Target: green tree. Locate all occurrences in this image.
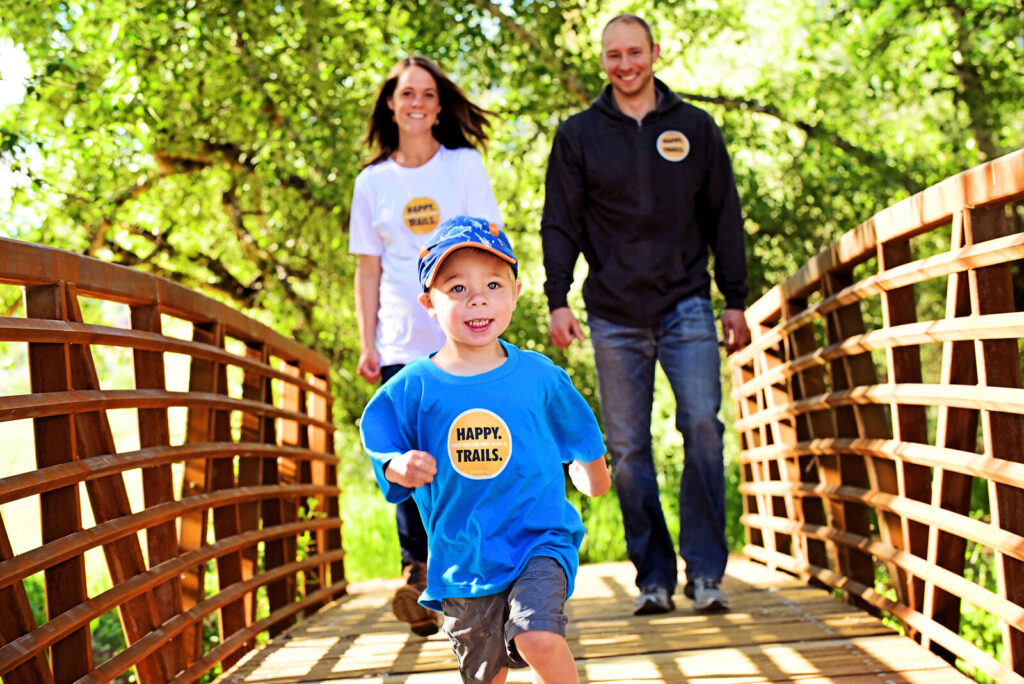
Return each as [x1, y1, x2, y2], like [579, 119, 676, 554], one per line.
[1, 0, 1021, 536]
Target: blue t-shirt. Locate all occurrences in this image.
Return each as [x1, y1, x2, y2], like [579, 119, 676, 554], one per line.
[359, 339, 606, 610]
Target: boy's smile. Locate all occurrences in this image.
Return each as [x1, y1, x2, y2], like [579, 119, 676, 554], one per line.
[419, 247, 521, 373]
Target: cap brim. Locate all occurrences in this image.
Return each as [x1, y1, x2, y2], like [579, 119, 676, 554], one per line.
[423, 243, 517, 290]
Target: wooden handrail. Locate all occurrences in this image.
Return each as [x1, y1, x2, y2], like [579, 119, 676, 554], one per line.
[0, 238, 326, 371]
[730, 148, 1024, 683]
[0, 241, 343, 683]
[0, 318, 333, 398]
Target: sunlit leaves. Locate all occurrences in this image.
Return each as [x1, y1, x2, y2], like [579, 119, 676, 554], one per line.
[0, 0, 1020, 423]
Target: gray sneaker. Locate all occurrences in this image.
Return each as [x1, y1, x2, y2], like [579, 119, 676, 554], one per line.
[691, 577, 729, 611]
[633, 587, 675, 615]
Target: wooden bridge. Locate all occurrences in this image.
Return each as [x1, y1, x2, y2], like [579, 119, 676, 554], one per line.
[217, 557, 969, 683]
[1, 149, 1022, 683]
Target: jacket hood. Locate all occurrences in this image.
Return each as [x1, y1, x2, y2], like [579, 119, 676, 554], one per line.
[592, 77, 683, 121]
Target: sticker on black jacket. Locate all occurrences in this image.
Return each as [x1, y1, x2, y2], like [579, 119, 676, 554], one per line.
[657, 130, 690, 162]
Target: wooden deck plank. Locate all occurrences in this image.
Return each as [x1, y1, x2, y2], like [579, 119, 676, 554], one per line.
[219, 555, 970, 683]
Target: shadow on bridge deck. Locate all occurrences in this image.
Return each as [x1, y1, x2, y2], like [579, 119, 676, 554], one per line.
[219, 554, 969, 683]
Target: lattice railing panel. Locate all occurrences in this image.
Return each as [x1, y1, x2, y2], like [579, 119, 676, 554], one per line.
[729, 149, 1024, 683]
[0, 240, 343, 684]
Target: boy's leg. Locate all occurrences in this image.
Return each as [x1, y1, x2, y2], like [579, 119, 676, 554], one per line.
[513, 631, 577, 684]
[442, 593, 520, 684]
[441, 557, 573, 683]
[506, 557, 577, 684]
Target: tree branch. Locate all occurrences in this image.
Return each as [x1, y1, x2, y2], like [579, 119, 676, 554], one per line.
[472, 0, 592, 106]
[102, 225, 261, 305]
[106, 220, 322, 351]
[679, 91, 913, 192]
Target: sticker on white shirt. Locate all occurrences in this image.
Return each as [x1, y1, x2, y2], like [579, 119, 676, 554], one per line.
[656, 130, 690, 162]
[448, 409, 512, 479]
[404, 197, 440, 234]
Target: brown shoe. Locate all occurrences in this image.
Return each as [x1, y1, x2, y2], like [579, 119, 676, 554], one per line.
[393, 561, 440, 637]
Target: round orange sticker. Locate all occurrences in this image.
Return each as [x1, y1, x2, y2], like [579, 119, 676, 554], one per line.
[403, 197, 440, 234]
[447, 409, 512, 479]
[656, 130, 690, 162]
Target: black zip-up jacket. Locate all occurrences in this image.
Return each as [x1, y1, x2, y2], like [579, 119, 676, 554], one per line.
[541, 79, 748, 327]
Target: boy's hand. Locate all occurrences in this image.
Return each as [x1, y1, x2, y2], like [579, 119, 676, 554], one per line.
[569, 458, 611, 497]
[384, 450, 437, 488]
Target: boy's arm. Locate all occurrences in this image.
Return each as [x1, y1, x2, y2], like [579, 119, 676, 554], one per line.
[568, 458, 611, 498]
[384, 449, 437, 489]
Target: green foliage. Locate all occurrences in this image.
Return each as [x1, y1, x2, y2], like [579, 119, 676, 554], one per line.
[4, 0, 1020, 376]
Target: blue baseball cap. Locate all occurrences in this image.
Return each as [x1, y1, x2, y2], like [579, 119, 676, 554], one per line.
[418, 216, 518, 291]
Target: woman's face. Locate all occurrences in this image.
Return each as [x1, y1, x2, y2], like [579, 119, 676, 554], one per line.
[386, 65, 441, 137]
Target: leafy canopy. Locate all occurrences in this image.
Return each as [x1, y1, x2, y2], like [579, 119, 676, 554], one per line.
[1, 0, 1021, 422]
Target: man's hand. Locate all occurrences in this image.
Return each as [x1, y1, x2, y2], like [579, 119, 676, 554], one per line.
[384, 450, 437, 489]
[721, 308, 750, 355]
[549, 307, 586, 349]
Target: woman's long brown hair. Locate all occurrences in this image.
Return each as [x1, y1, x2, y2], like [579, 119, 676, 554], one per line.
[363, 55, 493, 168]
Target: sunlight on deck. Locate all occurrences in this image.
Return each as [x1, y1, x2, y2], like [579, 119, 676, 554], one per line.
[220, 556, 970, 683]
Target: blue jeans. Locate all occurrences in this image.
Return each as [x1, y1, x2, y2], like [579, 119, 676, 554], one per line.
[588, 295, 727, 591]
[381, 364, 429, 569]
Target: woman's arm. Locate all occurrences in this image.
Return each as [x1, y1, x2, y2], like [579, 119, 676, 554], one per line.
[355, 254, 383, 384]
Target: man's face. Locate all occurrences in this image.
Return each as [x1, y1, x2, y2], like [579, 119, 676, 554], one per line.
[600, 20, 660, 99]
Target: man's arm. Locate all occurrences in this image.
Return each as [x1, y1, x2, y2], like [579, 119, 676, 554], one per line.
[698, 115, 749, 354]
[549, 306, 586, 348]
[541, 124, 586, 346]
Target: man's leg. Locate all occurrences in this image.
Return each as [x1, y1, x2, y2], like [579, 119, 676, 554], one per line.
[589, 314, 678, 601]
[657, 296, 729, 608]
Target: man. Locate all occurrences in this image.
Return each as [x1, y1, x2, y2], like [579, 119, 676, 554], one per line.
[541, 13, 750, 615]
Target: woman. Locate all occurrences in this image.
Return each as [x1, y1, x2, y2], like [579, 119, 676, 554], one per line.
[348, 55, 502, 637]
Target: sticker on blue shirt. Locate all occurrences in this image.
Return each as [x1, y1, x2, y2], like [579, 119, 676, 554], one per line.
[656, 130, 690, 162]
[448, 408, 512, 479]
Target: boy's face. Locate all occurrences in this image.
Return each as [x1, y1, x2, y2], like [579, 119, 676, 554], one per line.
[418, 248, 521, 352]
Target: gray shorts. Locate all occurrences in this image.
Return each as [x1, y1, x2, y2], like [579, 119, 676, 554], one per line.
[441, 556, 569, 684]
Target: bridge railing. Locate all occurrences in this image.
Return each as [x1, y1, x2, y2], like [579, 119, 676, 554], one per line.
[729, 149, 1024, 683]
[0, 239, 344, 683]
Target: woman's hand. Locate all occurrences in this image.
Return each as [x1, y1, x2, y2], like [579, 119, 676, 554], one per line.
[357, 348, 381, 384]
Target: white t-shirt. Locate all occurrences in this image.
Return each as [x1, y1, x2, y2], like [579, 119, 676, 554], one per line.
[349, 146, 502, 366]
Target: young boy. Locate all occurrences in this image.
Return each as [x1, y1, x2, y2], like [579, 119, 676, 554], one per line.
[360, 215, 611, 684]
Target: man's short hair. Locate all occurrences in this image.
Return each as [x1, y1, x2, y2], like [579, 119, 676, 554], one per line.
[602, 13, 655, 49]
